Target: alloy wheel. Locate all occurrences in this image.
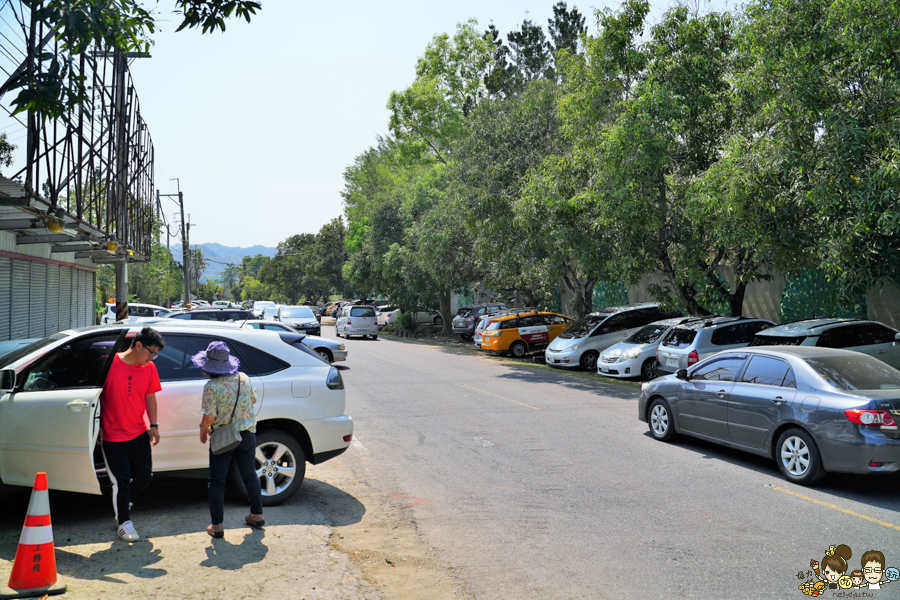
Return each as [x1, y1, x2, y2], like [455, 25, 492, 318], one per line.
[780, 435, 810, 476]
[256, 441, 299, 498]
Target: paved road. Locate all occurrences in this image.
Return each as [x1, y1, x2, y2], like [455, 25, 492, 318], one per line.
[333, 329, 900, 599]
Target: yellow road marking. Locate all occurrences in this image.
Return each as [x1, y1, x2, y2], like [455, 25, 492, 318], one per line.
[773, 486, 900, 531]
[371, 354, 402, 366]
[460, 383, 540, 411]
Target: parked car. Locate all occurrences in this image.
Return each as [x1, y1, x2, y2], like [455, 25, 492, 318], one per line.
[599, 317, 705, 380]
[238, 320, 347, 363]
[262, 306, 280, 321]
[656, 316, 775, 376]
[252, 301, 277, 319]
[0, 322, 353, 504]
[376, 306, 443, 327]
[101, 303, 171, 324]
[481, 311, 574, 358]
[165, 307, 253, 322]
[336, 305, 378, 339]
[638, 346, 900, 484]
[545, 304, 682, 371]
[749, 319, 900, 370]
[473, 308, 535, 349]
[276, 305, 321, 336]
[452, 303, 508, 341]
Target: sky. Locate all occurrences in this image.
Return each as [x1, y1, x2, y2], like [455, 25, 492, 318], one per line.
[0, 0, 731, 251]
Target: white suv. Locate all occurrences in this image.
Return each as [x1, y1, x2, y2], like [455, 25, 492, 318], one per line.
[0, 322, 353, 505]
[101, 303, 171, 324]
[336, 305, 378, 339]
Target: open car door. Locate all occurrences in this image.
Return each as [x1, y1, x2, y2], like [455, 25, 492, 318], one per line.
[0, 329, 129, 494]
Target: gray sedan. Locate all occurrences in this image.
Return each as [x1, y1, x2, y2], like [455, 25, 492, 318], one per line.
[638, 346, 900, 485]
[240, 320, 347, 363]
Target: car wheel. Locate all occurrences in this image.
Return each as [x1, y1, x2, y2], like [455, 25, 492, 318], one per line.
[641, 358, 659, 380]
[775, 428, 825, 485]
[371, 335, 378, 340]
[580, 351, 599, 372]
[460, 334, 473, 341]
[510, 341, 527, 358]
[230, 429, 306, 506]
[647, 398, 676, 442]
[315, 348, 333, 363]
[434, 316, 443, 326]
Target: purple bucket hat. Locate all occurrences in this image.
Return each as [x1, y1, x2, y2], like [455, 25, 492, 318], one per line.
[191, 340, 240, 375]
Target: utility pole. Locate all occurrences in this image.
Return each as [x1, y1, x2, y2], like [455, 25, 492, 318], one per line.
[114, 48, 129, 322]
[159, 179, 189, 305]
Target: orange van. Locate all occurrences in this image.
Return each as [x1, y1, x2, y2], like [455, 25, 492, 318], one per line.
[480, 311, 574, 358]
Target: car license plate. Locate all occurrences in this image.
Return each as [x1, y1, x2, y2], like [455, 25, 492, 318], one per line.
[666, 358, 678, 368]
[600, 366, 608, 373]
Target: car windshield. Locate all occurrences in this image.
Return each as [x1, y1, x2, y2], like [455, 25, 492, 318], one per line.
[350, 307, 376, 317]
[485, 320, 505, 332]
[625, 323, 670, 345]
[379, 306, 399, 313]
[749, 334, 807, 347]
[559, 314, 607, 339]
[281, 307, 315, 318]
[456, 308, 473, 318]
[255, 302, 275, 308]
[0, 333, 68, 368]
[805, 355, 900, 390]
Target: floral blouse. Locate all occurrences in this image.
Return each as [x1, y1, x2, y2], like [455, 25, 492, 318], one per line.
[200, 372, 257, 433]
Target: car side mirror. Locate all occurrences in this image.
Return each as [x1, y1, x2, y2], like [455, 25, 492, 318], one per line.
[895, 332, 900, 346]
[675, 369, 688, 381]
[0, 369, 16, 393]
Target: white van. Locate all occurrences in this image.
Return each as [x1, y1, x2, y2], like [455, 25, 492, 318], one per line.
[336, 305, 378, 339]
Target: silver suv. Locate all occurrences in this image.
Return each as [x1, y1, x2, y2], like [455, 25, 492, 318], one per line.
[656, 316, 775, 375]
[749, 318, 900, 369]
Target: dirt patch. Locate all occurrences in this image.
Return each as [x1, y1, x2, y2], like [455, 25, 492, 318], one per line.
[0, 457, 466, 600]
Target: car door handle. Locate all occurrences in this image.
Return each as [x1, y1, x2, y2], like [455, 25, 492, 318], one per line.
[716, 390, 727, 398]
[772, 396, 785, 405]
[67, 400, 90, 411]
[876, 350, 885, 354]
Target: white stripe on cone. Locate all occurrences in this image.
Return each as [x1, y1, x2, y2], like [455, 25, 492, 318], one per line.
[19, 525, 54, 546]
[25, 489, 50, 518]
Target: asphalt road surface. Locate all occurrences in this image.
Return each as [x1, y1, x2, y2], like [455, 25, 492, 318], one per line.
[333, 329, 900, 600]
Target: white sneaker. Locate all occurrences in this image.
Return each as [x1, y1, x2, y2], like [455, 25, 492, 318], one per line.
[117, 520, 140, 542]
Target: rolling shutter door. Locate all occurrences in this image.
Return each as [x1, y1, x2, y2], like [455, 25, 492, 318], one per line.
[0, 257, 10, 341]
[46, 264, 60, 335]
[59, 267, 72, 332]
[77, 269, 90, 327]
[28, 262, 47, 338]
[10, 259, 30, 340]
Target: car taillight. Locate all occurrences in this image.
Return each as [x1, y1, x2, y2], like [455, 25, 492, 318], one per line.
[687, 350, 699, 366]
[346, 319, 352, 325]
[844, 410, 896, 427]
[326, 367, 344, 390]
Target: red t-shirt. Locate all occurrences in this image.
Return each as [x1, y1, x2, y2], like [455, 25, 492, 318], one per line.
[100, 354, 162, 442]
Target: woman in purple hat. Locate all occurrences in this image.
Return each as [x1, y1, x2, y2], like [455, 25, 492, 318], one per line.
[194, 341, 264, 537]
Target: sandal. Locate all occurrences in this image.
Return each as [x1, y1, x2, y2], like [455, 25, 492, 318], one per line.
[245, 514, 265, 528]
[206, 524, 224, 538]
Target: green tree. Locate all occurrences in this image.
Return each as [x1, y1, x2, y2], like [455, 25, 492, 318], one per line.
[128, 243, 181, 305]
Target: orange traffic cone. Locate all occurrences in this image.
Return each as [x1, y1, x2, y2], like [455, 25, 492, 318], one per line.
[0, 473, 66, 598]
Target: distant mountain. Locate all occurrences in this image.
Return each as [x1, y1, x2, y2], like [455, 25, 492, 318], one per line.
[169, 243, 277, 282]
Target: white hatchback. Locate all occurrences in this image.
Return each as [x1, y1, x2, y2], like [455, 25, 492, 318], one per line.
[336, 305, 378, 339]
[0, 323, 353, 505]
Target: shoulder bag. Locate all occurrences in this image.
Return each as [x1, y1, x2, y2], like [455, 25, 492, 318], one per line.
[209, 377, 243, 455]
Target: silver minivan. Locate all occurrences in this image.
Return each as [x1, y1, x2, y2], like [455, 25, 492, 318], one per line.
[545, 304, 681, 371]
[336, 305, 379, 339]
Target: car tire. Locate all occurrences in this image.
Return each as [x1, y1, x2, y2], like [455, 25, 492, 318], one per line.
[510, 341, 527, 358]
[434, 316, 443, 326]
[580, 351, 599, 372]
[315, 348, 333, 362]
[230, 429, 306, 506]
[775, 428, 825, 485]
[460, 334, 473, 341]
[371, 335, 378, 340]
[641, 358, 659, 380]
[647, 398, 677, 442]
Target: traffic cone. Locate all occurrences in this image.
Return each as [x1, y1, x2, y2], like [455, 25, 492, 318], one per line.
[0, 473, 66, 598]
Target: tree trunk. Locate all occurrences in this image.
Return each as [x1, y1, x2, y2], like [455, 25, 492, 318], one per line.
[439, 289, 452, 335]
[561, 264, 597, 318]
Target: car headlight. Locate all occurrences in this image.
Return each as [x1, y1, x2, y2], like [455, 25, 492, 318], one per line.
[568, 343, 581, 351]
[623, 348, 641, 360]
[337, 344, 345, 350]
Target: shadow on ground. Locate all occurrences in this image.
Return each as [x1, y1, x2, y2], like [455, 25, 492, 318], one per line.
[646, 431, 900, 515]
[0, 473, 367, 579]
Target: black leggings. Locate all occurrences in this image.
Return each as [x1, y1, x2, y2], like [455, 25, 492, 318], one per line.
[102, 431, 153, 525]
